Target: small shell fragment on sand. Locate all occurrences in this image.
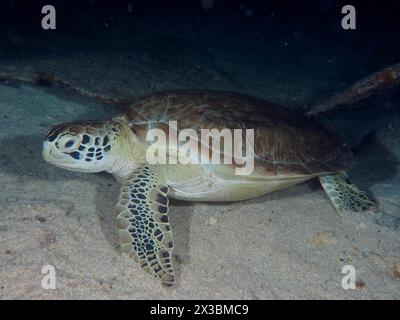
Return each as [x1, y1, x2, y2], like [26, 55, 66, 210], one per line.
[311, 231, 334, 246]
[205, 216, 218, 225]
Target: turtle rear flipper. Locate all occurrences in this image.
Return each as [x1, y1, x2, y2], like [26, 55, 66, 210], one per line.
[116, 165, 175, 287]
[319, 171, 378, 214]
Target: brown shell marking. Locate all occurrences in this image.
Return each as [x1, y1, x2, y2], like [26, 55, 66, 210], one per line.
[126, 90, 353, 176]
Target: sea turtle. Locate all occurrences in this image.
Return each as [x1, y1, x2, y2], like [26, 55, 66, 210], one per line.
[42, 90, 377, 286]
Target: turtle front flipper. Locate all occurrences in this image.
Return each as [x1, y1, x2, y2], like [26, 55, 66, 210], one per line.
[116, 165, 175, 287]
[319, 171, 378, 214]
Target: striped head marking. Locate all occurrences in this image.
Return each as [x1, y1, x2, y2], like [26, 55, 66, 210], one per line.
[42, 120, 125, 173]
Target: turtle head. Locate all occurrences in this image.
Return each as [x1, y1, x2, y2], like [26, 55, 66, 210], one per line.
[42, 119, 133, 174]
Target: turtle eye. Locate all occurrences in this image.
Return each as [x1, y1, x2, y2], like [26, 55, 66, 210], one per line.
[65, 140, 75, 148]
[57, 134, 81, 152]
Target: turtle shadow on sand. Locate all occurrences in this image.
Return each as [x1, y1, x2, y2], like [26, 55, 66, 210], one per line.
[350, 134, 400, 228]
[351, 134, 398, 191]
[0, 134, 95, 183]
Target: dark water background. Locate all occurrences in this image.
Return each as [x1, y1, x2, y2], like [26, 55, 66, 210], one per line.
[1, 0, 399, 78]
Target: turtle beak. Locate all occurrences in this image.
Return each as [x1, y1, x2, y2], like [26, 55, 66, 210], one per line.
[42, 141, 61, 163]
[42, 141, 51, 162]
